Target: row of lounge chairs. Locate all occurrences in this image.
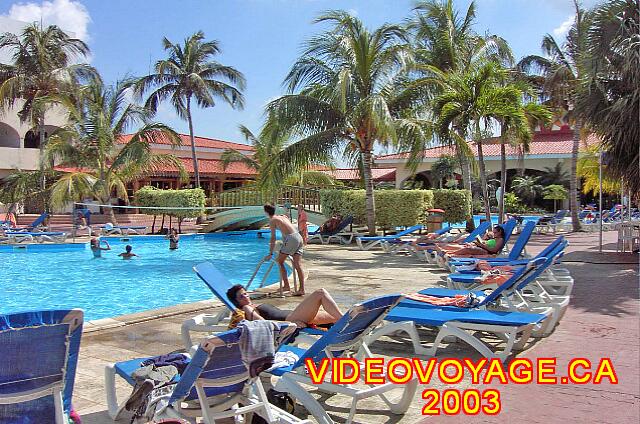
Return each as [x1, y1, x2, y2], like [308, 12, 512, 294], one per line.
[1, 216, 572, 423]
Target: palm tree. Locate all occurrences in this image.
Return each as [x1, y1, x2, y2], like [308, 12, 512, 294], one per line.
[407, 0, 513, 191]
[221, 124, 337, 191]
[0, 23, 95, 192]
[540, 163, 570, 187]
[264, 11, 426, 235]
[135, 31, 245, 188]
[577, 0, 639, 195]
[518, 0, 592, 231]
[44, 80, 187, 224]
[433, 61, 530, 222]
[497, 98, 552, 223]
[512, 175, 544, 207]
[431, 154, 458, 188]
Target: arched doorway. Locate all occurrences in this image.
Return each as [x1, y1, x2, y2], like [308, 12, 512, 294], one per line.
[0, 123, 20, 148]
[24, 125, 61, 149]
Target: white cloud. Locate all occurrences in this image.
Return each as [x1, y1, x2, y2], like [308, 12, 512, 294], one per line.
[2, 0, 91, 41]
[553, 15, 575, 38]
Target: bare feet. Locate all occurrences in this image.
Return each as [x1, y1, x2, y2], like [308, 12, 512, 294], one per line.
[292, 290, 305, 297]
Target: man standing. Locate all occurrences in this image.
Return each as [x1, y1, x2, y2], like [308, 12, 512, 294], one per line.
[263, 204, 305, 296]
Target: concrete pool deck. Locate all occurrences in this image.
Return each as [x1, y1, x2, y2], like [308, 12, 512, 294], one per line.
[74, 231, 639, 423]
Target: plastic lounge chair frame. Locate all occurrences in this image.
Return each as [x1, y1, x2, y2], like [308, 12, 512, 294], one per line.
[182, 262, 313, 350]
[355, 224, 423, 251]
[105, 324, 309, 424]
[0, 309, 84, 424]
[423, 221, 492, 263]
[308, 216, 355, 245]
[365, 263, 548, 361]
[271, 294, 417, 424]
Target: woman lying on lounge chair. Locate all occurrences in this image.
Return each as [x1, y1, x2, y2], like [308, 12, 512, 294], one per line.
[435, 226, 506, 265]
[412, 221, 475, 251]
[226, 285, 343, 329]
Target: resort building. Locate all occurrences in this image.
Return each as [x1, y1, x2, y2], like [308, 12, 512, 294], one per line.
[376, 125, 598, 190]
[318, 167, 396, 186]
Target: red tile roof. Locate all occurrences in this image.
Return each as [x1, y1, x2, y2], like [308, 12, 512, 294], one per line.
[118, 133, 254, 152]
[55, 158, 257, 177]
[319, 168, 396, 181]
[376, 129, 599, 161]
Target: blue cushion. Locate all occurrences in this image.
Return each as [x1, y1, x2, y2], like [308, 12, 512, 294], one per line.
[270, 344, 307, 377]
[385, 306, 546, 327]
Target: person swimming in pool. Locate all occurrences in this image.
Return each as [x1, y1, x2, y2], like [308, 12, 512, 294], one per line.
[226, 284, 342, 328]
[90, 237, 111, 258]
[166, 228, 180, 250]
[118, 244, 138, 260]
[262, 203, 306, 296]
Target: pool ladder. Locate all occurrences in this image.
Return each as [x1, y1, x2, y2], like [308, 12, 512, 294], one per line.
[245, 255, 298, 295]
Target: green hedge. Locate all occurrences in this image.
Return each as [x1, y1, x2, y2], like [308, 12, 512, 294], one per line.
[134, 186, 205, 218]
[432, 189, 472, 223]
[319, 189, 434, 228]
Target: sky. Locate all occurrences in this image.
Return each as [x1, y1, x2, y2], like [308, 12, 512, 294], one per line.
[1, 0, 602, 148]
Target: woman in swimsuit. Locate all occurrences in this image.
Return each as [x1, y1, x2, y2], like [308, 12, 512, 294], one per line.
[437, 225, 506, 260]
[167, 228, 180, 250]
[226, 285, 343, 328]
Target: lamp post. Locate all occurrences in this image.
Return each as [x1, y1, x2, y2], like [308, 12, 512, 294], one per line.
[598, 144, 603, 253]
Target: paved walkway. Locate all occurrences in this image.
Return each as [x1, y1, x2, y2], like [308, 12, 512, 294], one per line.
[75, 231, 639, 423]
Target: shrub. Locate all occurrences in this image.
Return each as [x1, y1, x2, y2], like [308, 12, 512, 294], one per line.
[134, 186, 205, 218]
[319, 189, 433, 228]
[504, 192, 527, 214]
[432, 189, 472, 223]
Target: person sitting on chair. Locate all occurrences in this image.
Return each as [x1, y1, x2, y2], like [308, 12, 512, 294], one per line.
[226, 285, 343, 329]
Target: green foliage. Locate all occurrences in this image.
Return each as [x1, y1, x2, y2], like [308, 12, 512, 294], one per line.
[431, 155, 458, 188]
[320, 190, 434, 228]
[543, 184, 568, 201]
[432, 189, 472, 223]
[504, 192, 527, 213]
[218, 190, 269, 207]
[134, 186, 205, 218]
[511, 176, 543, 206]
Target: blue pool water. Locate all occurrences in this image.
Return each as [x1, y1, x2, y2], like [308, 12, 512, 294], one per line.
[0, 232, 282, 321]
[447, 215, 540, 228]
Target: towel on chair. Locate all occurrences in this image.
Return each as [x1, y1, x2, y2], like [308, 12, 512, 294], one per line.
[237, 320, 281, 377]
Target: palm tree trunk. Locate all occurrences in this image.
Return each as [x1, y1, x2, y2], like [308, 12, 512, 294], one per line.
[37, 116, 49, 211]
[498, 128, 507, 224]
[570, 120, 582, 231]
[476, 138, 491, 223]
[362, 149, 376, 236]
[186, 97, 201, 188]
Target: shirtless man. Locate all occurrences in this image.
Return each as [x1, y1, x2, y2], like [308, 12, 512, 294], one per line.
[262, 204, 305, 296]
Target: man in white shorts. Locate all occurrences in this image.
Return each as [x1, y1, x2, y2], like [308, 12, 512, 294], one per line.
[263, 204, 306, 296]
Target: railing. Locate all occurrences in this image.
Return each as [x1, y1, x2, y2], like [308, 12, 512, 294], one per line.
[213, 185, 324, 213]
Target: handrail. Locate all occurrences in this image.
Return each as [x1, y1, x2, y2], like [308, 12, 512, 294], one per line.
[245, 254, 298, 294]
[212, 185, 327, 213]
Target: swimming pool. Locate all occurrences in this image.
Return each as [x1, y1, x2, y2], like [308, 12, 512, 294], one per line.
[0, 232, 282, 321]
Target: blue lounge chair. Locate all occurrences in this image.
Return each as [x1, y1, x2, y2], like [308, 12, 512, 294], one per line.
[355, 224, 423, 250]
[447, 220, 536, 271]
[5, 231, 67, 243]
[308, 215, 355, 245]
[182, 262, 316, 349]
[435, 219, 518, 269]
[536, 209, 570, 234]
[9, 212, 49, 233]
[105, 323, 309, 423]
[366, 261, 549, 361]
[270, 294, 417, 424]
[0, 309, 84, 423]
[100, 225, 147, 235]
[381, 225, 453, 254]
[419, 243, 571, 335]
[423, 220, 492, 262]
